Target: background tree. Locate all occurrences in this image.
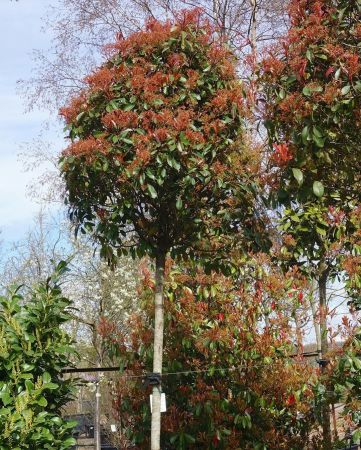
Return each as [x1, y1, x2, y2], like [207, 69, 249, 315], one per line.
[0, 210, 139, 368]
[59, 10, 267, 449]
[331, 326, 361, 445]
[259, 0, 361, 446]
[0, 210, 66, 290]
[99, 256, 320, 450]
[19, 0, 289, 112]
[0, 262, 77, 450]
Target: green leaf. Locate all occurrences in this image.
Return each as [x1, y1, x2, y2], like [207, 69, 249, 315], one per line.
[19, 373, 33, 379]
[341, 85, 351, 96]
[172, 159, 181, 171]
[153, 98, 164, 106]
[303, 85, 322, 96]
[292, 168, 303, 185]
[43, 382, 59, 390]
[177, 141, 184, 153]
[301, 126, 310, 144]
[0, 391, 11, 406]
[61, 437, 77, 449]
[36, 397, 48, 407]
[121, 137, 133, 145]
[176, 197, 183, 210]
[313, 126, 323, 138]
[184, 433, 196, 444]
[181, 31, 187, 50]
[316, 226, 326, 236]
[43, 372, 51, 384]
[166, 155, 181, 171]
[25, 380, 34, 392]
[313, 181, 324, 197]
[147, 184, 158, 199]
[313, 134, 325, 148]
[352, 356, 361, 370]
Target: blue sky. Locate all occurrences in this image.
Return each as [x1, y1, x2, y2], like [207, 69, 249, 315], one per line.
[0, 0, 62, 244]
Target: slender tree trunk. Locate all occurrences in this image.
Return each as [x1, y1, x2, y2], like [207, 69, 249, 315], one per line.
[331, 403, 338, 441]
[319, 267, 332, 449]
[249, 0, 257, 55]
[151, 252, 166, 450]
[294, 312, 304, 353]
[249, 0, 258, 134]
[309, 280, 322, 355]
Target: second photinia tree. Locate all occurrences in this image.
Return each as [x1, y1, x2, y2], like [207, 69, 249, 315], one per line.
[260, 0, 361, 447]
[100, 257, 318, 449]
[59, 9, 264, 449]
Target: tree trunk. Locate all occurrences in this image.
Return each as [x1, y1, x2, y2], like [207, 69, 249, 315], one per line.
[309, 280, 322, 355]
[249, 0, 257, 55]
[319, 267, 332, 449]
[151, 252, 166, 450]
[294, 312, 304, 353]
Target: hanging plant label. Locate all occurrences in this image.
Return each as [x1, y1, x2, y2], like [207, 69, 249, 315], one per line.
[150, 393, 167, 413]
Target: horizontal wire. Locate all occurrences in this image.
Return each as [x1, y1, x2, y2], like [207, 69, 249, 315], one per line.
[63, 358, 324, 380]
[62, 350, 326, 375]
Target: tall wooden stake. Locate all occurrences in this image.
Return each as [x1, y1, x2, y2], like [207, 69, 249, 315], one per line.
[95, 380, 101, 450]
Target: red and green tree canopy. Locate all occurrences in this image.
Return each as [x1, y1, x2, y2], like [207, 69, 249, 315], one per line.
[59, 10, 264, 265]
[261, 0, 361, 205]
[260, 0, 361, 301]
[100, 257, 318, 449]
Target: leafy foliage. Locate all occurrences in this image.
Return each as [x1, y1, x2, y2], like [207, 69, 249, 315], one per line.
[100, 257, 319, 449]
[0, 262, 77, 450]
[329, 327, 361, 447]
[279, 201, 361, 281]
[59, 9, 266, 265]
[259, 0, 361, 307]
[261, 0, 361, 205]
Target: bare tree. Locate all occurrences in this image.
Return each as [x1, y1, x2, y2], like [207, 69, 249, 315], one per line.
[19, 0, 289, 112]
[0, 209, 65, 288]
[0, 209, 139, 363]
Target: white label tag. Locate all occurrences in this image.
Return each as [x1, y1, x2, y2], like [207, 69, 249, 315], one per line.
[150, 393, 166, 413]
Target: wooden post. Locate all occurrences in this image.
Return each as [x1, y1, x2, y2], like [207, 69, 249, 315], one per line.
[95, 380, 101, 450]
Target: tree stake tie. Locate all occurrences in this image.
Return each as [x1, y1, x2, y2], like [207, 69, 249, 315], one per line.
[144, 372, 162, 387]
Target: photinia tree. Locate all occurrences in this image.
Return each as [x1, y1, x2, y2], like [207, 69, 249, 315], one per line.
[259, 0, 361, 304]
[261, 0, 361, 204]
[259, 1, 361, 446]
[331, 326, 361, 446]
[59, 9, 265, 449]
[99, 256, 318, 450]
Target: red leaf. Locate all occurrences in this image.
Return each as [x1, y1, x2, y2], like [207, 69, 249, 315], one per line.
[286, 394, 296, 406]
[325, 66, 335, 77]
